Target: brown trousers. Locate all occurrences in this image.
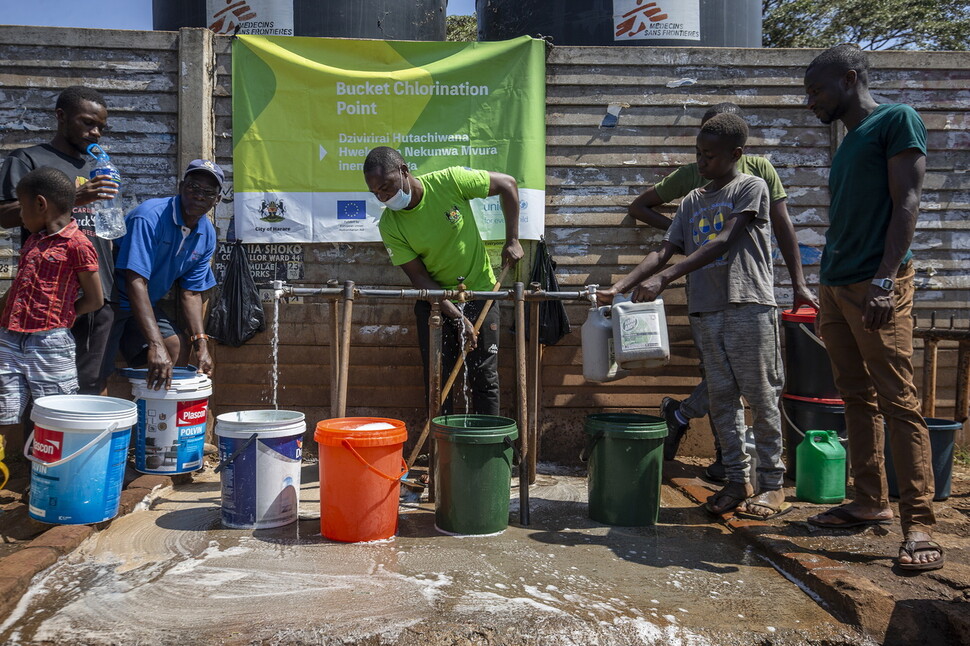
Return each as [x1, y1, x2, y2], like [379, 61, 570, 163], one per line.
[818, 263, 935, 534]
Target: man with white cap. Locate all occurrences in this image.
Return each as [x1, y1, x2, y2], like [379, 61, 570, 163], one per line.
[100, 159, 223, 391]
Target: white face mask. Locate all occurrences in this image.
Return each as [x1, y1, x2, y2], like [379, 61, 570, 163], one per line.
[381, 176, 411, 211]
[381, 185, 412, 211]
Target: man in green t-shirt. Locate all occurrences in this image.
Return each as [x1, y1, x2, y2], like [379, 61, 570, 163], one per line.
[363, 146, 524, 418]
[804, 45, 941, 572]
[627, 103, 816, 479]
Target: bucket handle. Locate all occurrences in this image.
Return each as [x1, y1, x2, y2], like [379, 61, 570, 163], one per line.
[214, 433, 258, 474]
[503, 436, 521, 466]
[340, 439, 408, 482]
[781, 401, 847, 444]
[579, 430, 604, 462]
[24, 422, 119, 468]
[797, 322, 827, 350]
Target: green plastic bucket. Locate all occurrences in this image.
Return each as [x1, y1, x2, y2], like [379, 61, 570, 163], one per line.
[582, 413, 667, 526]
[432, 415, 518, 535]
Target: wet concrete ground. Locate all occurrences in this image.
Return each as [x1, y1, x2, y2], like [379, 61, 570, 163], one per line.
[0, 465, 873, 645]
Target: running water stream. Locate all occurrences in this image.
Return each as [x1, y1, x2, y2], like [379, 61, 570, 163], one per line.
[271, 287, 281, 409]
[456, 302, 473, 415]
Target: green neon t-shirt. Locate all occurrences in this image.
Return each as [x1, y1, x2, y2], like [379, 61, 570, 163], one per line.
[378, 166, 495, 291]
[821, 104, 925, 285]
[653, 154, 787, 204]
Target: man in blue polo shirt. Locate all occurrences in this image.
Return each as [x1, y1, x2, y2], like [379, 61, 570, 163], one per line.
[101, 159, 221, 391]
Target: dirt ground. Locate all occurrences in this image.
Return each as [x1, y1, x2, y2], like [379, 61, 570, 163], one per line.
[672, 455, 970, 645]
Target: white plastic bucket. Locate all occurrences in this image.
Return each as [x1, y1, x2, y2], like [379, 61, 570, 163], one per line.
[26, 395, 138, 525]
[215, 410, 305, 529]
[126, 369, 213, 475]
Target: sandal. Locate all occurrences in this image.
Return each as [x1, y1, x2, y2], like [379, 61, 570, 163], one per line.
[735, 491, 793, 521]
[807, 505, 892, 529]
[704, 482, 753, 515]
[897, 539, 945, 572]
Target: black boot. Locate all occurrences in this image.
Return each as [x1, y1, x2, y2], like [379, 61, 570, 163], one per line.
[660, 396, 689, 461]
[703, 415, 727, 483]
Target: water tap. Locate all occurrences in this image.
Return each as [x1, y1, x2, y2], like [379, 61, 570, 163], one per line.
[456, 276, 469, 302]
[271, 280, 285, 302]
[586, 284, 599, 308]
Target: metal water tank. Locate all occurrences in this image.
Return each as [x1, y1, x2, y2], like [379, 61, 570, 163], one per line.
[153, 0, 447, 40]
[477, 0, 762, 47]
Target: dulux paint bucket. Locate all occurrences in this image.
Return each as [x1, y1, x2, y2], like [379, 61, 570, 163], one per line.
[123, 368, 212, 475]
[215, 410, 305, 529]
[26, 395, 138, 525]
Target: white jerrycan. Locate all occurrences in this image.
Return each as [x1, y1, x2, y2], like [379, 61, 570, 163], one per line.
[611, 293, 670, 370]
[581, 286, 629, 383]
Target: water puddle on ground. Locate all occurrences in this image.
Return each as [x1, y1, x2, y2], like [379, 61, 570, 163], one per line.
[0, 471, 868, 645]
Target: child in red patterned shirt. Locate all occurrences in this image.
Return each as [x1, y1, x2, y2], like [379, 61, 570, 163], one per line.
[0, 167, 103, 455]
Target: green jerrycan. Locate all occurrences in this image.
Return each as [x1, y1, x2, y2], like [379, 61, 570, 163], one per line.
[795, 430, 846, 503]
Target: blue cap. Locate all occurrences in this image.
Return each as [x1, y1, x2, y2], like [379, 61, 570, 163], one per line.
[183, 159, 225, 189]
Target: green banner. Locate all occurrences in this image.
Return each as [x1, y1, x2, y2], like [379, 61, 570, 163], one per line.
[232, 35, 546, 243]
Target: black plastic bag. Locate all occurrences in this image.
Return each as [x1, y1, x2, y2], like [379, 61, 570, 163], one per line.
[206, 241, 265, 346]
[525, 237, 571, 345]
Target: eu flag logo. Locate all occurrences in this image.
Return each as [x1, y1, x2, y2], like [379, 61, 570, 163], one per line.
[337, 200, 366, 220]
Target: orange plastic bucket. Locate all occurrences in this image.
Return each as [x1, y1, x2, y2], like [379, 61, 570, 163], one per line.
[314, 417, 408, 542]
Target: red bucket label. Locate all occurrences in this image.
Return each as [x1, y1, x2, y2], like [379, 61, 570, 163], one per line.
[32, 426, 64, 462]
[178, 399, 209, 429]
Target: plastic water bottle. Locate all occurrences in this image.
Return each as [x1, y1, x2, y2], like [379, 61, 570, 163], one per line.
[86, 143, 126, 240]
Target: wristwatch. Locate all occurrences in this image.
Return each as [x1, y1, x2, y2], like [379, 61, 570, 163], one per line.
[871, 277, 894, 291]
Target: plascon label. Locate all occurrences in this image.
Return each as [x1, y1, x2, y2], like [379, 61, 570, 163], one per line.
[32, 427, 64, 462]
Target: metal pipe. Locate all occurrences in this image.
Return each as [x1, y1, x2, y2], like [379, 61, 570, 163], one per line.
[283, 284, 591, 303]
[528, 282, 541, 485]
[427, 300, 443, 504]
[336, 280, 354, 417]
[514, 281, 530, 525]
[328, 279, 341, 419]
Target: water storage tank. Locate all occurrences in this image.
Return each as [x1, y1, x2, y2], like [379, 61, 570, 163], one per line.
[477, 0, 762, 47]
[153, 0, 447, 40]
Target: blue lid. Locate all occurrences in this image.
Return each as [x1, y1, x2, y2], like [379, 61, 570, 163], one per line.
[119, 367, 200, 380]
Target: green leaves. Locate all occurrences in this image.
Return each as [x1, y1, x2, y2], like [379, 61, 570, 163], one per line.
[763, 0, 969, 50]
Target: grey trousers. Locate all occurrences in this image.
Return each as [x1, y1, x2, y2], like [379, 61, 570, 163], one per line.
[692, 304, 785, 490]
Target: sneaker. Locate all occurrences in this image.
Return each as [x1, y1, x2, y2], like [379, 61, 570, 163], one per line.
[660, 396, 689, 461]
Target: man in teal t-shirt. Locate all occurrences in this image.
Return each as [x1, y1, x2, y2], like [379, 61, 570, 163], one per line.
[363, 146, 523, 419]
[626, 103, 816, 480]
[804, 44, 941, 572]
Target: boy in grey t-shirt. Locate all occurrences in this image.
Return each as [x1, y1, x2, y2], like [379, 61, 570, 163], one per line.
[598, 113, 788, 520]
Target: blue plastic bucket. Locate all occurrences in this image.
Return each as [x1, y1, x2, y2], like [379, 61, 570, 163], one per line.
[215, 410, 305, 529]
[26, 395, 138, 525]
[124, 369, 213, 475]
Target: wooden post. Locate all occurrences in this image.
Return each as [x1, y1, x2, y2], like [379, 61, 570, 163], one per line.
[336, 280, 354, 417]
[177, 28, 215, 174]
[328, 280, 341, 419]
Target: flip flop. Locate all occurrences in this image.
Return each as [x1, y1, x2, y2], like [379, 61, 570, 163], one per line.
[897, 539, 945, 572]
[734, 492, 793, 521]
[704, 483, 751, 515]
[807, 506, 892, 529]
